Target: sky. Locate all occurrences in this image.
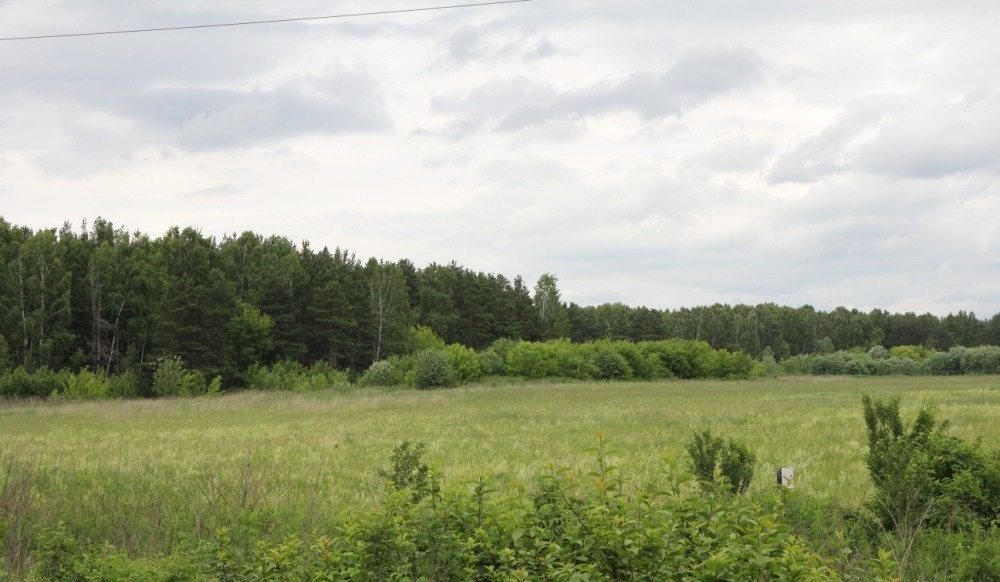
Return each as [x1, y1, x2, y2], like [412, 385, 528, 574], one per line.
[1, 0, 999, 318]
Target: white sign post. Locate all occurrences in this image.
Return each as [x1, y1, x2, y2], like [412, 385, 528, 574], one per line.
[777, 467, 794, 489]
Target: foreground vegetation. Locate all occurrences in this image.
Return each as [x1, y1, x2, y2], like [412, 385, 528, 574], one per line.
[2, 376, 998, 579]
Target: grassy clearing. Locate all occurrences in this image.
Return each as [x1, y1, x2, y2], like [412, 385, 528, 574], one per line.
[3, 376, 997, 506]
[3, 375, 997, 577]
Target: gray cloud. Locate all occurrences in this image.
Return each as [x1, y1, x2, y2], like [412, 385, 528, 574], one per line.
[434, 47, 764, 135]
[859, 93, 1000, 178]
[445, 23, 562, 63]
[146, 73, 390, 150]
[768, 98, 892, 184]
[185, 184, 242, 198]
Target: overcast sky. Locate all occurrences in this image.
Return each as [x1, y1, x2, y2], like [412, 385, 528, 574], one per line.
[2, 1, 998, 317]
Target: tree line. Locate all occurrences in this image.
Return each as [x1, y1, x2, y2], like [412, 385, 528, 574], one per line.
[2, 217, 999, 389]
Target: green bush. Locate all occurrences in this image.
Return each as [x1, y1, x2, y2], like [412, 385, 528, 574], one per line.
[246, 360, 353, 391]
[506, 341, 554, 379]
[106, 371, 140, 399]
[152, 356, 187, 397]
[0, 367, 69, 399]
[209, 447, 838, 580]
[444, 343, 482, 384]
[871, 356, 921, 376]
[378, 441, 433, 503]
[960, 345, 1000, 374]
[412, 349, 453, 389]
[590, 344, 632, 380]
[359, 359, 398, 387]
[862, 395, 1000, 532]
[923, 347, 964, 374]
[686, 429, 757, 494]
[62, 369, 109, 400]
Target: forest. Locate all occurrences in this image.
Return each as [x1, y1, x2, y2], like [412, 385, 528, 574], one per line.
[2, 216, 999, 392]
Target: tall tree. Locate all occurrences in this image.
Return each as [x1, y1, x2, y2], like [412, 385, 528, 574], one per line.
[156, 227, 236, 380]
[1, 228, 73, 369]
[533, 273, 569, 340]
[366, 259, 412, 362]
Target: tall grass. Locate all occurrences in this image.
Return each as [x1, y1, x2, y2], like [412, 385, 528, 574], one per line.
[1, 375, 998, 573]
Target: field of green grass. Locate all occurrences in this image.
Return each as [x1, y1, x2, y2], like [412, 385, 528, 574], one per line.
[2, 375, 999, 565]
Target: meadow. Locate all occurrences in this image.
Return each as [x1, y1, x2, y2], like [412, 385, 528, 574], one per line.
[2, 375, 999, 577]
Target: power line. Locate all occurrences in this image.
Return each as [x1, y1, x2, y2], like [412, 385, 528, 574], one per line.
[0, 0, 533, 42]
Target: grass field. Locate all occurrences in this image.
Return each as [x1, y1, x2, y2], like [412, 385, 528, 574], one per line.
[2, 375, 999, 562]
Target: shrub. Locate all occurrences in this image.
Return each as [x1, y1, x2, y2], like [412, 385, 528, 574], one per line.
[862, 395, 1000, 532]
[181, 369, 207, 396]
[62, 369, 109, 400]
[924, 349, 962, 374]
[0, 367, 69, 399]
[960, 345, 1000, 374]
[868, 345, 890, 360]
[889, 345, 931, 361]
[152, 356, 187, 397]
[444, 343, 482, 384]
[686, 429, 757, 494]
[477, 348, 506, 376]
[405, 325, 446, 354]
[412, 349, 453, 389]
[760, 347, 783, 377]
[871, 356, 921, 376]
[246, 360, 352, 391]
[506, 341, 554, 379]
[590, 345, 632, 380]
[360, 359, 398, 387]
[211, 446, 838, 581]
[378, 441, 433, 503]
[106, 371, 140, 399]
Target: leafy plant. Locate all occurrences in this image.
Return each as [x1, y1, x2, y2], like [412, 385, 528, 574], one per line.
[686, 429, 757, 493]
[412, 349, 453, 389]
[359, 359, 397, 387]
[862, 395, 1000, 575]
[378, 441, 433, 502]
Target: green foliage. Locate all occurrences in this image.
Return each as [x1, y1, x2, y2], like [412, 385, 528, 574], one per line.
[760, 346, 783, 377]
[412, 349, 453, 389]
[589, 344, 632, 380]
[444, 343, 482, 384]
[378, 441, 433, 503]
[226, 301, 274, 384]
[151, 356, 185, 397]
[867, 345, 889, 360]
[923, 347, 963, 374]
[246, 360, 352, 391]
[359, 359, 399, 387]
[207, 447, 838, 580]
[686, 429, 757, 494]
[505, 340, 554, 379]
[815, 336, 836, 354]
[106, 371, 140, 399]
[477, 337, 516, 376]
[0, 367, 69, 398]
[888, 345, 931, 361]
[33, 524, 207, 581]
[0, 335, 10, 373]
[405, 325, 446, 354]
[862, 395, 1000, 532]
[62, 369, 109, 400]
[960, 345, 1000, 373]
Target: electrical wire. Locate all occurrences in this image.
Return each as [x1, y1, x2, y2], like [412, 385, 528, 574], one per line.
[0, 0, 532, 42]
